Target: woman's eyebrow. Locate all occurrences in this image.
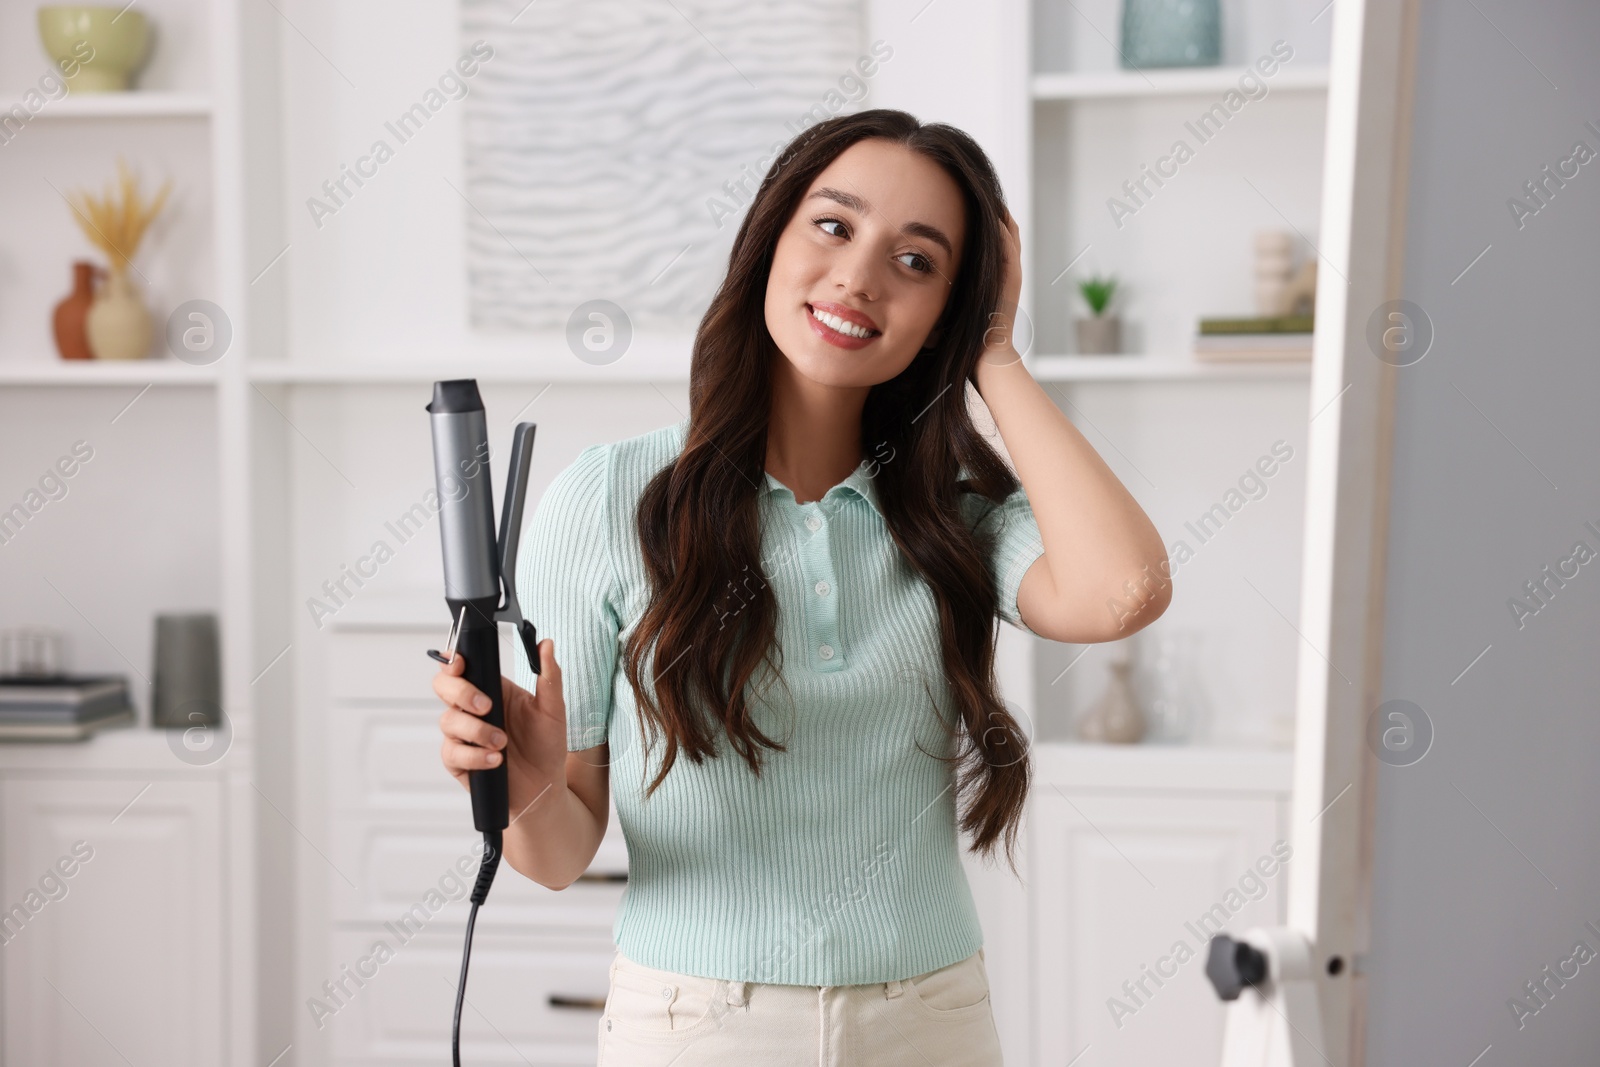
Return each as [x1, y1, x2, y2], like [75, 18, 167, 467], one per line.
[805, 186, 953, 258]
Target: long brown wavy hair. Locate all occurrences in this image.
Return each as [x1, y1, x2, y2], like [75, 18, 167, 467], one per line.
[621, 108, 1031, 872]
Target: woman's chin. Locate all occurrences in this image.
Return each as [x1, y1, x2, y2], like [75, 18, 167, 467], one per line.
[772, 332, 910, 389]
[782, 347, 877, 385]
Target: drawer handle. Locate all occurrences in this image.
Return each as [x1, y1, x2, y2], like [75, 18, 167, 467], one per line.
[548, 994, 607, 1011]
[573, 871, 628, 883]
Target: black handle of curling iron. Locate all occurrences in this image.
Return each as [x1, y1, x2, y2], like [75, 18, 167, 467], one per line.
[455, 605, 509, 834]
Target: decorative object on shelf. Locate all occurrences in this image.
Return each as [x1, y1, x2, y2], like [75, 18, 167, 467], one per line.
[1075, 273, 1122, 355]
[1, 625, 66, 677]
[37, 5, 152, 92]
[52, 259, 105, 361]
[1195, 230, 1314, 360]
[1254, 229, 1293, 315]
[1253, 229, 1317, 317]
[0, 625, 133, 741]
[1133, 628, 1208, 742]
[1194, 314, 1313, 361]
[1119, 0, 1221, 70]
[0, 674, 135, 741]
[1077, 645, 1147, 744]
[67, 157, 172, 360]
[152, 612, 222, 729]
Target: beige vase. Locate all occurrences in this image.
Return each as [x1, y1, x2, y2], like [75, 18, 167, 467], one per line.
[85, 267, 153, 360]
[1077, 658, 1147, 744]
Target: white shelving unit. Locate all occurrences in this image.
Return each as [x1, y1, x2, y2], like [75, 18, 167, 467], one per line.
[1009, 0, 1332, 753]
[0, 0, 270, 1063]
[996, 3, 1334, 1065]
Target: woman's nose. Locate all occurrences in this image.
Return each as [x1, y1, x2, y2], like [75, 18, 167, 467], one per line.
[833, 243, 879, 301]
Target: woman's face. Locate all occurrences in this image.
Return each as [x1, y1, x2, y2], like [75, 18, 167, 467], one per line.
[764, 138, 967, 389]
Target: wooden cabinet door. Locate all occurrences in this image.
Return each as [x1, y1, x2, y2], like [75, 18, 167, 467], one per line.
[2, 776, 223, 1067]
[1031, 788, 1285, 1067]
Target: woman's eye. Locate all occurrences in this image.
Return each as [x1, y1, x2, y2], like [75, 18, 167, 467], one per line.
[814, 217, 847, 238]
[896, 252, 933, 274]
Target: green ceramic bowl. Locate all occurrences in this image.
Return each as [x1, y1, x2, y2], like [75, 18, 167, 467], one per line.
[38, 6, 151, 92]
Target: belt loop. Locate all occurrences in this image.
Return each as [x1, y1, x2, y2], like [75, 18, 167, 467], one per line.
[725, 980, 749, 1007]
[885, 977, 904, 999]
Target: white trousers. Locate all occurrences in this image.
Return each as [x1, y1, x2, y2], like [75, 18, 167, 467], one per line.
[596, 946, 1003, 1066]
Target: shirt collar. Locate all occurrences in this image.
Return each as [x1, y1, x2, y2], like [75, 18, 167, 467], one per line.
[764, 465, 883, 519]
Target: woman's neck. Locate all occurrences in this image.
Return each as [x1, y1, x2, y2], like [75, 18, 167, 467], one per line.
[765, 358, 868, 504]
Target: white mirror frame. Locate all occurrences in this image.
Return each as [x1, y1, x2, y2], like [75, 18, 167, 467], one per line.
[1290, 0, 1422, 1063]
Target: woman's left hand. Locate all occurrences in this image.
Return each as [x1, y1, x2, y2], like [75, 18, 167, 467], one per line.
[978, 207, 1026, 383]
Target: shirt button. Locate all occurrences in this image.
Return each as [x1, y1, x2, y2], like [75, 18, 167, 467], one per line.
[805, 514, 821, 531]
[819, 644, 834, 660]
[814, 580, 831, 596]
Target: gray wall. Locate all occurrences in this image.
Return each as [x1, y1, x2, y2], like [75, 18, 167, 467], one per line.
[1365, 1, 1600, 1063]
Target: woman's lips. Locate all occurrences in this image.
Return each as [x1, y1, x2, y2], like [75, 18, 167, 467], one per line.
[805, 303, 879, 350]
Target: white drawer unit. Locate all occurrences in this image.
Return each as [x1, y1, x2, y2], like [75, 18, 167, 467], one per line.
[328, 815, 627, 929]
[1028, 745, 1292, 1067]
[322, 928, 616, 1066]
[2, 775, 225, 1067]
[315, 618, 627, 1066]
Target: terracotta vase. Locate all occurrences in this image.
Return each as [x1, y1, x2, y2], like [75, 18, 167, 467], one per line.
[85, 266, 153, 360]
[52, 260, 103, 361]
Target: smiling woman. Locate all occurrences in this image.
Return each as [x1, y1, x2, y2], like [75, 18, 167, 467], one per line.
[435, 107, 1169, 1066]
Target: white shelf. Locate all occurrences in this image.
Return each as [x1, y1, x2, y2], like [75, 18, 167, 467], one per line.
[0, 724, 235, 773]
[0, 359, 221, 384]
[13, 91, 213, 118]
[1034, 740, 1294, 792]
[1032, 65, 1330, 101]
[245, 358, 690, 384]
[1026, 354, 1310, 381]
[0, 356, 1309, 386]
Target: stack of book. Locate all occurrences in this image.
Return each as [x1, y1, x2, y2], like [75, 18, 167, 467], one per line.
[0, 675, 135, 741]
[1194, 314, 1314, 361]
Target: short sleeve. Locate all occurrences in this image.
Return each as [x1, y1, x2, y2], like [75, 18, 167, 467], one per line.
[515, 443, 622, 751]
[968, 484, 1047, 636]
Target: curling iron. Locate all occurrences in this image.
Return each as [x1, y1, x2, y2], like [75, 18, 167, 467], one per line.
[424, 379, 539, 1066]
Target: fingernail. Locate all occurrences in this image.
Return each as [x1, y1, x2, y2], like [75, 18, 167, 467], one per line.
[486, 751, 501, 765]
[474, 695, 491, 711]
[491, 731, 506, 747]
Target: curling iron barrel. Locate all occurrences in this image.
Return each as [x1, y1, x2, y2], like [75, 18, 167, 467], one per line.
[425, 379, 540, 836]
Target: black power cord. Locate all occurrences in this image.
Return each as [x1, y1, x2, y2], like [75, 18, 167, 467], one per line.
[453, 829, 503, 1067]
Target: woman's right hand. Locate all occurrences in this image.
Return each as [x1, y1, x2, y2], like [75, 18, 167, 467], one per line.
[435, 637, 571, 819]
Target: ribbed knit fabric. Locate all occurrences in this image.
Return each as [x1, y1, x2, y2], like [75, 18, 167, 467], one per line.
[513, 418, 1046, 986]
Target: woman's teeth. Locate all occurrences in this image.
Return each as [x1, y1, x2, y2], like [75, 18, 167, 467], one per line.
[810, 305, 875, 339]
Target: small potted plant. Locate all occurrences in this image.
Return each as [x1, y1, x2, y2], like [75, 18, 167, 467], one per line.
[1075, 274, 1121, 355]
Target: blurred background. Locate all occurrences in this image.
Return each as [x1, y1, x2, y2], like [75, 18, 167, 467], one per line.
[0, 0, 1594, 1065]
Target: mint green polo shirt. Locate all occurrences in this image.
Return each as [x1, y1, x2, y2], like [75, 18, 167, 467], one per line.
[514, 417, 1045, 985]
